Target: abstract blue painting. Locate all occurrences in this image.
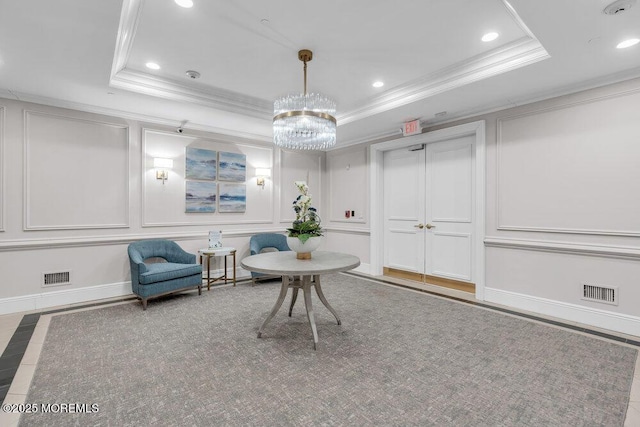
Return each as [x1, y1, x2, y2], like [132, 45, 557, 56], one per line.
[218, 151, 246, 182]
[218, 183, 246, 213]
[185, 181, 217, 213]
[185, 147, 217, 180]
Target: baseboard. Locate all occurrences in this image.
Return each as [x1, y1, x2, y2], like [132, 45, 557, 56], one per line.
[353, 263, 371, 275]
[0, 265, 367, 316]
[0, 281, 132, 315]
[0, 266, 254, 315]
[484, 287, 640, 337]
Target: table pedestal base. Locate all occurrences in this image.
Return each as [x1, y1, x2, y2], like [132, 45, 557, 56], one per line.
[257, 274, 341, 350]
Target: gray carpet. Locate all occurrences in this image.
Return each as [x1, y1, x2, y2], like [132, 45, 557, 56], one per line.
[21, 274, 637, 426]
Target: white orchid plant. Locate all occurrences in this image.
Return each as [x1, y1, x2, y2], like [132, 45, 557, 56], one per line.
[287, 181, 323, 243]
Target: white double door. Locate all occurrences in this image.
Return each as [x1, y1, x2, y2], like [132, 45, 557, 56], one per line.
[383, 135, 475, 283]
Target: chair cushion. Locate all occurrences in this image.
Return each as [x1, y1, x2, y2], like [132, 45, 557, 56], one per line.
[139, 262, 202, 285]
[260, 247, 279, 254]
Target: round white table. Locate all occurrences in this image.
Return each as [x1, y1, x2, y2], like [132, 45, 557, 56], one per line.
[240, 250, 360, 349]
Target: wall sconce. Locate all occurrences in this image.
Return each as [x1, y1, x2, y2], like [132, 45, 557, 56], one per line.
[256, 168, 271, 189]
[154, 158, 173, 184]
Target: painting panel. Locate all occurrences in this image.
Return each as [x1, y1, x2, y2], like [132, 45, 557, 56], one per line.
[219, 183, 246, 213]
[186, 181, 217, 213]
[186, 147, 217, 180]
[218, 151, 246, 182]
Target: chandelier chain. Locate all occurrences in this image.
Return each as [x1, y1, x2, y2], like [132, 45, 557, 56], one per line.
[303, 60, 307, 95]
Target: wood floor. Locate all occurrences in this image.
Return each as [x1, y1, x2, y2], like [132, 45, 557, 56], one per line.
[383, 267, 475, 293]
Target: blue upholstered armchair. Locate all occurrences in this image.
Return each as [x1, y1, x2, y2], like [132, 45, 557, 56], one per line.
[128, 240, 202, 310]
[249, 233, 290, 285]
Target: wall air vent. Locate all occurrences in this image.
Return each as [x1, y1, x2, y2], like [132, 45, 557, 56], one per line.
[43, 271, 71, 287]
[581, 284, 618, 305]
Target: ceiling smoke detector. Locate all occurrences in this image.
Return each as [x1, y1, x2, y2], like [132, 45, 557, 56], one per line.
[185, 70, 201, 79]
[603, 0, 636, 15]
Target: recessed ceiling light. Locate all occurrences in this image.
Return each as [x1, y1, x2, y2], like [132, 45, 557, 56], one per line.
[481, 32, 499, 42]
[372, 81, 384, 88]
[616, 38, 639, 49]
[145, 62, 160, 70]
[175, 0, 194, 8]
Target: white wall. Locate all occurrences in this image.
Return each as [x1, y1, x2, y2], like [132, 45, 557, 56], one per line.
[323, 77, 640, 336]
[142, 129, 274, 227]
[0, 98, 323, 313]
[482, 80, 640, 336]
[322, 146, 371, 273]
[2, 76, 640, 336]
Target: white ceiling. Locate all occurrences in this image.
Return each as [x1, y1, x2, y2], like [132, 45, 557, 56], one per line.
[0, 0, 639, 147]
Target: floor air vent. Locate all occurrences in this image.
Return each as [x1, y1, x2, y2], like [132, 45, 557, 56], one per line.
[43, 271, 71, 287]
[581, 284, 618, 305]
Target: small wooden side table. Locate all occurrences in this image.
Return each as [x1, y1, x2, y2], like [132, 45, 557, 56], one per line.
[199, 247, 237, 290]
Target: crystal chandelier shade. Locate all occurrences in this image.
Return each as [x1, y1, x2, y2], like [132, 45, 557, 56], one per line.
[273, 93, 336, 150]
[273, 50, 337, 150]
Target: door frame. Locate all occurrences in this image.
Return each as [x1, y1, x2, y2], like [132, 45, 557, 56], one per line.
[369, 120, 486, 300]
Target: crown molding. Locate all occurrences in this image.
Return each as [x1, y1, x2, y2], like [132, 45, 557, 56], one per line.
[0, 91, 272, 142]
[110, 0, 144, 78]
[337, 36, 549, 126]
[110, 0, 271, 119]
[335, 69, 640, 148]
[109, 0, 549, 130]
[109, 68, 272, 119]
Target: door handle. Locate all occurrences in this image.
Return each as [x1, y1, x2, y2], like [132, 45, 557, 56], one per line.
[425, 223, 436, 229]
[414, 223, 424, 229]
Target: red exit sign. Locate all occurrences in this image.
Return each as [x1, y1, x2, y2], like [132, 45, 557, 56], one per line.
[403, 119, 422, 136]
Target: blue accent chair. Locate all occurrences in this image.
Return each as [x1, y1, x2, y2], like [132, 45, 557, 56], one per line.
[128, 240, 202, 310]
[249, 233, 290, 285]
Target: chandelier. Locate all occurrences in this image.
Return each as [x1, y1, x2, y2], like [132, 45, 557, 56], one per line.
[273, 49, 337, 150]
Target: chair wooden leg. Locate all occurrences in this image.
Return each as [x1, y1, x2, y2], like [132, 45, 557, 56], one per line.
[198, 285, 202, 295]
[142, 298, 148, 310]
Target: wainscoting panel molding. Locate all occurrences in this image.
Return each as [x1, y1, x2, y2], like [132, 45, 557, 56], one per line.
[0, 106, 4, 232]
[24, 111, 130, 230]
[278, 150, 322, 224]
[496, 88, 640, 236]
[323, 227, 371, 268]
[327, 147, 367, 224]
[485, 238, 640, 334]
[484, 237, 640, 260]
[323, 227, 370, 236]
[142, 129, 274, 227]
[0, 228, 286, 252]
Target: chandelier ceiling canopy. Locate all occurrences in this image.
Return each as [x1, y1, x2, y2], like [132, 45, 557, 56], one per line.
[273, 49, 337, 150]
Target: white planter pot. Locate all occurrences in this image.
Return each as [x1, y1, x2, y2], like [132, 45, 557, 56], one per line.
[287, 236, 323, 259]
